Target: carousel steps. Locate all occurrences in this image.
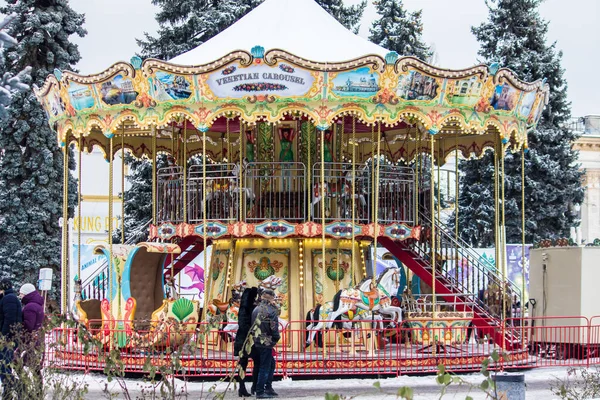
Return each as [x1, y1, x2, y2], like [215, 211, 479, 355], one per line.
[378, 236, 521, 351]
[164, 236, 208, 279]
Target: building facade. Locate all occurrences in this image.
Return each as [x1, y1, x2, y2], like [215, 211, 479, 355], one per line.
[572, 115, 600, 242]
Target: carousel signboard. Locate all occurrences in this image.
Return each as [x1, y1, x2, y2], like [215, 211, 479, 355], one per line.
[384, 223, 417, 240]
[324, 222, 362, 238]
[194, 221, 228, 238]
[206, 62, 315, 99]
[255, 220, 296, 238]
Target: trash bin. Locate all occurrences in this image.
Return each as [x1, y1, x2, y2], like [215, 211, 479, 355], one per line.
[492, 373, 525, 400]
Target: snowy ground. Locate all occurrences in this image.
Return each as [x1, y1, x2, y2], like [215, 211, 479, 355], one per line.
[41, 366, 595, 399]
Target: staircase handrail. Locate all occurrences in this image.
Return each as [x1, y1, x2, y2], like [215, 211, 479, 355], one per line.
[416, 210, 522, 308]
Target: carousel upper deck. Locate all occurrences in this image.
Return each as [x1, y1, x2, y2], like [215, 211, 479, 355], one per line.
[157, 160, 419, 228]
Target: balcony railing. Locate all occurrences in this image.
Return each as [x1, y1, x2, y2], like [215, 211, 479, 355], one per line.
[245, 162, 306, 222]
[187, 164, 239, 223]
[157, 162, 418, 225]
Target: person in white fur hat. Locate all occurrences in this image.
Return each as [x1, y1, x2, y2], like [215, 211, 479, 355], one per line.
[19, 283, 45, 385]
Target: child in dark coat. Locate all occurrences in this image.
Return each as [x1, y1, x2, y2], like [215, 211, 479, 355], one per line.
[0, 278, 22, 400]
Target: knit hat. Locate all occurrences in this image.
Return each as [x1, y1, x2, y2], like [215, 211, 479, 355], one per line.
[19, 283, 36, 296]
[261, 289, 276, 300]
[0, 278, 12, 291]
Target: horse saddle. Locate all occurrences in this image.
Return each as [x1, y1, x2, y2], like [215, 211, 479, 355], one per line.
[212, 299, 229, 313]
[360, 289, 380, 309]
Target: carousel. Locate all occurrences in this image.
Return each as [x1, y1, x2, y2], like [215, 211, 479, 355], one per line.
[37, 0, 547, 375]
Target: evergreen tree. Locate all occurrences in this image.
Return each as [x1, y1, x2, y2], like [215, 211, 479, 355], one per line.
[369, 0, 432, 60]
[114, 154, 167, 244]
[137, 0, 263, 60]
[316, 0, 366, 33]
[453, 0, 583, 246]
[138, 0, 366, 60]
[0, 14, 31, 120]
[0, 0, 85, 293]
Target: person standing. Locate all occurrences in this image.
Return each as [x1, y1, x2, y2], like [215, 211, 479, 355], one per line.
[233, 286, 258, 398]
[19, 283, 45, 384]
[0, 278, 23, 400]
[250, 289, 280, 399]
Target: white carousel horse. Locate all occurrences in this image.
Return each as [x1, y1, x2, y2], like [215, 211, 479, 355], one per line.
[304, 266, 402, 348]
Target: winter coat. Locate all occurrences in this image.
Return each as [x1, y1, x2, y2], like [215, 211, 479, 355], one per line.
[22, 290, 45, 333]
[234, 287, 258, 356]
[250, 299, 280, 349]
[0, 288, 23, 340]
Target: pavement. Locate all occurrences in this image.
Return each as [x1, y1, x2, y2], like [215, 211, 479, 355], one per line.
[44, 366, 594, 399]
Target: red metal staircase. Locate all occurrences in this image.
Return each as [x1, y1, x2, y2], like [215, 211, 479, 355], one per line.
[164, 236, 210, 280]
[379, 212, 522, 351]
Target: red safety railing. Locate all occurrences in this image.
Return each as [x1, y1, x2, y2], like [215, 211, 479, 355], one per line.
[42, 316, 600, 377]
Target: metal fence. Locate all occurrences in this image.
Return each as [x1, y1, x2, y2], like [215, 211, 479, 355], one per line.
[45, 316, 600, 377]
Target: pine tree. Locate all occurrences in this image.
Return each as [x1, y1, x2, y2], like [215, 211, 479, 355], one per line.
[114, 154, 167, 244]
[137, 0, 263, 60]
[369, 0, 432, 60]
[0, 14, 31, 120]
[453, 0, 583, 246]
[0, 0, 85, 293]
[316, 0, 366, 33]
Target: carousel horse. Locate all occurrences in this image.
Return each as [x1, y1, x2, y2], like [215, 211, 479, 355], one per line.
[338, 170, 367, 220]
[305, 266, 402, 348]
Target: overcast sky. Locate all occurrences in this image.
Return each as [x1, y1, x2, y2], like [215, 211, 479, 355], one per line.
[70, 0, 599, 118]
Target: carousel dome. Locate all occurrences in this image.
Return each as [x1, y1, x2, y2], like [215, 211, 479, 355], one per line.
[170, 0, 389, 65]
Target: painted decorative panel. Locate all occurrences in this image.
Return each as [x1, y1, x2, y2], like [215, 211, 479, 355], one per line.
[241, 248, 290, 319]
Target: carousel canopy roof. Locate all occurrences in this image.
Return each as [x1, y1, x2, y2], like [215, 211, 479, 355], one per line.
[170, 0, 390, 65]
[34, 0, 550, 165]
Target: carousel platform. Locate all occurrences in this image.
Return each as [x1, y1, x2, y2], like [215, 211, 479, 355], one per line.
[48, 342, 533, 377]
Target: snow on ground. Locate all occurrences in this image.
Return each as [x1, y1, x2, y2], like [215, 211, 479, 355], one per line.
[43, 366, 591, 399]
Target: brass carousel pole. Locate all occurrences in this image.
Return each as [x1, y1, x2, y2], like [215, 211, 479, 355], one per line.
[320, 125, 327, 357]
[77, 136, 82, 298]
[307, 122, 312, 222]
[454, 134, 459, 239]
[239, 118, 244, 222]
[521, 147, 526, 345]
[202, 124, 209, 357]
[226, 117, 231, 163]
[180, 121, 188, 297]
[437, 139, 441, 271]
[121, 127, 125, 244]
[370, 123, 375, 249]
[351, 116, 356, 286]
[494, 136, 500, 275]
[373, 121, 382, 289]
[224, 118, 232, 293]
[108, 136, 114, 346]
[183, 122, 188, 223]
[61, 140, 69, 314]
[152, 125, 157, 227]
[430, 134, 436, 356]
[414, 127, 420, 225]
[455, 133, 459, 284]
[500, 138, 507, 348]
